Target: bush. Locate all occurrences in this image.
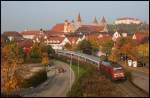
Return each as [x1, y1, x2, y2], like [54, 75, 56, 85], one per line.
[25, 56, 42, 63]
[21, 69, 47, 88]
[77, 40, 93, 55]
[1, 93, 21, 97]
[100, 55, 108, 61]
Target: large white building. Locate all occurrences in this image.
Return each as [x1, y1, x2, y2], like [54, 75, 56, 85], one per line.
[114, 17, 142, 25]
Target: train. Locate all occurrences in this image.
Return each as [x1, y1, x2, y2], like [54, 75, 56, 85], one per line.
[99, 61, 125, 80]
[56, 50, 126, 80]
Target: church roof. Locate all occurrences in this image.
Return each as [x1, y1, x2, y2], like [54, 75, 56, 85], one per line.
[75, 25, 104, 33]
[50, 23, 64, 32]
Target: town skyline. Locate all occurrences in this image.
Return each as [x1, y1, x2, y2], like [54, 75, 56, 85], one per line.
[1, 1, 149, 33]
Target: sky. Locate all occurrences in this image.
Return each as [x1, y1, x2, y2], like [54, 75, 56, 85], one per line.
[1, 1, 149, 33]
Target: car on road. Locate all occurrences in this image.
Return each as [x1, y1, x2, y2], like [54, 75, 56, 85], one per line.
[58, 67, 66, 73]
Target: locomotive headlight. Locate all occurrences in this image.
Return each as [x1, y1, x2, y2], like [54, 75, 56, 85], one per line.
[120, 73, 124, 76]
[114, 73, 124, 77]
[113, 74, 118, 77]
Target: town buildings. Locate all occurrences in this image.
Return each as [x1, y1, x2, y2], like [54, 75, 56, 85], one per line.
[3, 31, 23, 41]
[1, 13, 148, 51]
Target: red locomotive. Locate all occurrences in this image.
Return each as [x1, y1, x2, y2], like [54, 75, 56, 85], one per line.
[99, 61, 125, 80]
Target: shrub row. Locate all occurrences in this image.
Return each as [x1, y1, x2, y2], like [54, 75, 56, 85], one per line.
[24, 57, 42, 63]
[21, 69, 47, 88]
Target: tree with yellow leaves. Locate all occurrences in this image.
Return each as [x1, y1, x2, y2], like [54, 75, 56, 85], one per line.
[42, 53, 49, 67]
[1, 42, 29, 94]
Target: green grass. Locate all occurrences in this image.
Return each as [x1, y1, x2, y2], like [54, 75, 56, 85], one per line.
[70, 63, 87, 81]
[66, 63, 88, 97]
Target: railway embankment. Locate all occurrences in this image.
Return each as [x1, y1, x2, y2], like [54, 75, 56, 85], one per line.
[120, 62, 149, 95]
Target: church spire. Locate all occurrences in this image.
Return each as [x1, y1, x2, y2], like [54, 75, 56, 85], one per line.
[92, 16, 98, 24]
[100, 16, 106, 23]
[77, 13, 81, 22]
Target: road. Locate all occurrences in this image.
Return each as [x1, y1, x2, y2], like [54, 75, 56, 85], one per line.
[23, 60, 75, 97]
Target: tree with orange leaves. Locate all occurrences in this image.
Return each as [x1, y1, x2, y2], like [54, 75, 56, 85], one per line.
[1, 42, 29, 94]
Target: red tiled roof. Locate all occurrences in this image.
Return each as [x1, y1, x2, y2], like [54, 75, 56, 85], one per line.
[46, 36, 65, 44]
[50, 23, 64, 32]
[33, 32, 45, 39]
[76, 25, 104, 33]
[67, 37, 78, 44]
[20, 30, 40, 35]
[17, 39, 33, 48]
[133, 32, 149, 42]
[98, 36, 112, 42]
[3, 31, 22, 37]
[98, 33, 111, 38]
[45, 30, 65, 37]
[85, 33, 99, 40]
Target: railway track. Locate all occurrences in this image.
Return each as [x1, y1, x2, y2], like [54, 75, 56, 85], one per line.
[115, 80, 148, 97]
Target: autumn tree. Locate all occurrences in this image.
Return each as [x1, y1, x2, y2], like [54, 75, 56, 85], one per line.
[108, 47, 120, 62]
[109, 37, 138, 62]
[1, 34, 9, 47]
[41, 44, 55, 58]
[88, 36, 99, 55]
[1, 42, 29, 94]
[64, 43, 72, 50]
[77, 39, 92, 55]
[137, 43, 149, 66]
[42, 53, 49, 67]
[100, 39, 114, 58]
[30, 42, 42, 58]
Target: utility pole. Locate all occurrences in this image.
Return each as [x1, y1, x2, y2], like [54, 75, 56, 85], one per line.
[78, 56, 79, 78]
[69, 54, 72, 91]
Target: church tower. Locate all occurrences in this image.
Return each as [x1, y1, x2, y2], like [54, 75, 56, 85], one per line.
[100, 16, 108, 32]
[92, 16, 98, 25]
[64, 20, 68, 33]
[76, 13, 82, 28]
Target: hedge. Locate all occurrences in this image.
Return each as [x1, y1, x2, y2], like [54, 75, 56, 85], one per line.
[21, 69, 47, 88]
